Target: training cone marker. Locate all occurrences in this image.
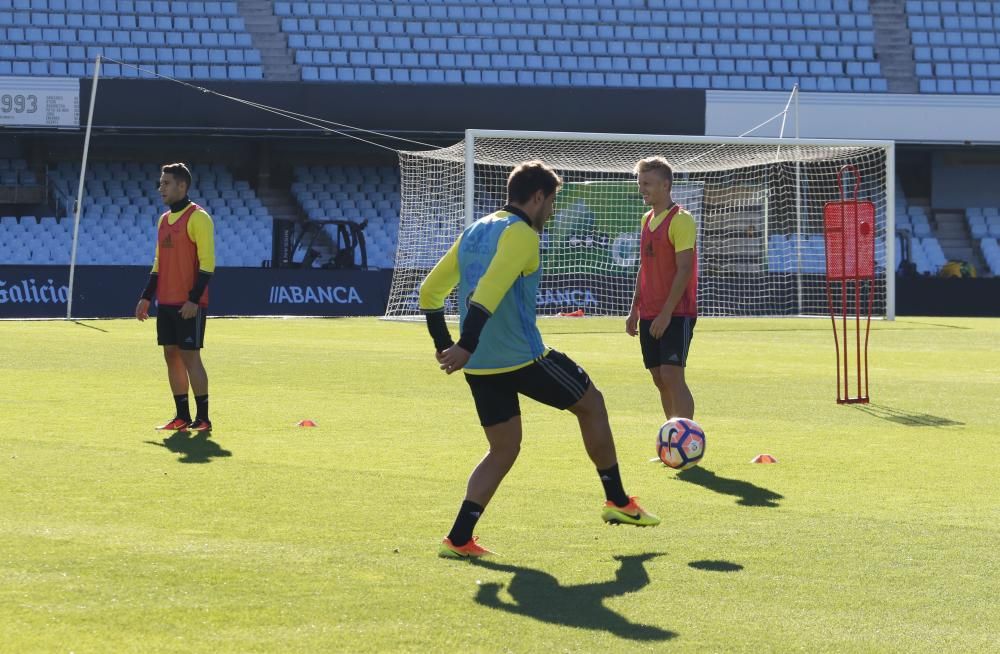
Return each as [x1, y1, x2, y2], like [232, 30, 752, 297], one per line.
[297, 419, 317, 427]
[751, 454, 777, 464]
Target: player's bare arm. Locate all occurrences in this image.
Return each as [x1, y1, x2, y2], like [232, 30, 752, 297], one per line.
[135, 298, 150, 321]
[180, 301, 199, 319]
[626, 265, 641, 336]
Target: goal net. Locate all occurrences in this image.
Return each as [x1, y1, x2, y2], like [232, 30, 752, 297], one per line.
[385, 130, 894, 320]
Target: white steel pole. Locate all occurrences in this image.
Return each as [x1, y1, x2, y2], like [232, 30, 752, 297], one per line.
[67, 55, 101, 319]
[464, 129, 475, 227]
[885, 143, 896, 320]
[793, 85, 804, 316]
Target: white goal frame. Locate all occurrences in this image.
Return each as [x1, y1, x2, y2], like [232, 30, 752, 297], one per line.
[386, 129, 895, 321]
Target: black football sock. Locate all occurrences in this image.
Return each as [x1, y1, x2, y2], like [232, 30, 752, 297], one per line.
[597, 464, 630, 508]
[194, 394, 209, 421]
[173, 394, 191, 421]
[447, 500, 485, 547]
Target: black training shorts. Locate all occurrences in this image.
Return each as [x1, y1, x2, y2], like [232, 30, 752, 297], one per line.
[156, 304, 207, 350]
[464, 349, 591, 427]
[639, 316, 696, 369]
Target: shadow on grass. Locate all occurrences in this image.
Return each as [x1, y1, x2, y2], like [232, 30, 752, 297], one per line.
[688, 560, 744, 572]
[470, 553, 676, 642]
[676, 467, 783, 508]
[71, 320, 110, 333]
[853, 403, 964, 427]
[144, 431, 232, 464]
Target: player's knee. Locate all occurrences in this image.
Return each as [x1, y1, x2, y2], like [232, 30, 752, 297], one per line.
[490, 439, 521, 460]
[659, 366, 685, 388]
[484, 418, 522, 457]
[572, 385, 608, 420]
[649, 368, 667, 390]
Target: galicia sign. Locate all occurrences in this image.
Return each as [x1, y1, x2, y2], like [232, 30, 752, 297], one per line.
[0, 277, 69, 304]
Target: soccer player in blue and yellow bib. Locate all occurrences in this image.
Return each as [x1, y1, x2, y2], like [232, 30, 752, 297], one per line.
[135, 163, 215, 433]
[420, 161, 660, 559]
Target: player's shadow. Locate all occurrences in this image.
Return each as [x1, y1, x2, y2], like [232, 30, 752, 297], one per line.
[470, 553, 676, 642]
[677, 467, 783, 508]
[144, 431, 232, 464]
[853, 403, 964, 427]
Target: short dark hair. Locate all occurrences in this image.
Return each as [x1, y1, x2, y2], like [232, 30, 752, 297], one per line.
[633, 156, 673, 184]
[161, 162, 192, 189]
[506, 160, 563, 204]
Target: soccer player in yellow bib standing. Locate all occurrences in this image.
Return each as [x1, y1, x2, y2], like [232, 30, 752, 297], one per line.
[626, 156, 698, 420]
[420, 160, 660, 559]
[135, 163, 215, 432]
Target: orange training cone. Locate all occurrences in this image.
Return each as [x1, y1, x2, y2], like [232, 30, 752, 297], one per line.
[297, 419, 317, 427]
[558, 309, 585, 317]
[751, 454, 777, 464]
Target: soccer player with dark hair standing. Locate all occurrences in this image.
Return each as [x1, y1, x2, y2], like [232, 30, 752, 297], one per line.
[135, 163, 215, 432]
[626, 156, 698, 420]
[420, 160, 660, 559]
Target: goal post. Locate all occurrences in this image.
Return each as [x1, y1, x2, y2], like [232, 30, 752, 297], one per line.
[385, 129, 894, 321]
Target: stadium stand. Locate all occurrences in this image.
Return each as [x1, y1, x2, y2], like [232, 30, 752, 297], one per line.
[0, 0, 263, 80]
[0, 0, 898, 89]
[0, 161, 274, 266]
[0, 158, 37, 185]
[907, 0, 1000, 94]
[895, 191, 947, 275]
[981, 236, 1000, 274]
[291, 164, 400, 269]
[967, 207, 1000, 274]
[282, 0, 888, 91]
[2, 160, 994, 279]
[15, 0, 1000, 94]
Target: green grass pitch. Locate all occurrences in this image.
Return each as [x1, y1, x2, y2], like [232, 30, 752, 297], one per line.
[1, 316, 998, 653]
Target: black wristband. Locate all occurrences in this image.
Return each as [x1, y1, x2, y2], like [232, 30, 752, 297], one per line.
[140, 273, 158, 301]
[423, 309, 454, 351]
[456, 302, 491, 354]
[187, 270, 212, 304]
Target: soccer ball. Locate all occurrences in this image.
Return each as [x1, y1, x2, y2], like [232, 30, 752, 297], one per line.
[657, 418, 706, 470]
